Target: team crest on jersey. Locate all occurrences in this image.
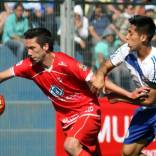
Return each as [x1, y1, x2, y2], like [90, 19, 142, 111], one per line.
[50, 85, 64, 97]
[79, 63, 87, 71]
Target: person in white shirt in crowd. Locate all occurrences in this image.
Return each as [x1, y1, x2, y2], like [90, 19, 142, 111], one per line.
[74, 5, 89, 64]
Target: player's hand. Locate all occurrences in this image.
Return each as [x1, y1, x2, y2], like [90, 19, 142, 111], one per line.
[129, 86, 150, 100]
[90, 72, 105, 94]
[107, 86, 150, 104]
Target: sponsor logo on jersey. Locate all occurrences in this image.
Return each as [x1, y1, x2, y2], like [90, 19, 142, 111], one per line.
[58, 61, 67, 66]
[57, 77, 62, 83]
[50, 85, 64, 97]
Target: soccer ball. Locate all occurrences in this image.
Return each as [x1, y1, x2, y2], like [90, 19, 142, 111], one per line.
[0, 95, 5, 114]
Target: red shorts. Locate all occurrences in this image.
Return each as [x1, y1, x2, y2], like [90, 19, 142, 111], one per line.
[63, 105, 101, 154]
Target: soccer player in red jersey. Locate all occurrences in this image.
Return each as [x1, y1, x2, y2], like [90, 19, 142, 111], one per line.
[0, 28, 101, 156]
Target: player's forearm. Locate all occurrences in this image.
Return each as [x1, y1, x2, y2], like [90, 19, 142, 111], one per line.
[97, 60, 115, 82]
[106, 84, 155, 107]
[106, 93, 150, 106]
[91, 60, 114, 92]
[105, 79, 131, 98]
[0, 68, 14, 83]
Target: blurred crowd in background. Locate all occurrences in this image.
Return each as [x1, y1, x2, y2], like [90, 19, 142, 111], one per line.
[0, 0, 156, 89]
[0, 1, 57, 59]
[72, 0, 156, 89]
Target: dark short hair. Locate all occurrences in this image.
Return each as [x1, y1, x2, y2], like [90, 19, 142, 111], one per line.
[14, 2, 24, 10]
[129, 15, 156, 42]
[24, 28, 54, 51]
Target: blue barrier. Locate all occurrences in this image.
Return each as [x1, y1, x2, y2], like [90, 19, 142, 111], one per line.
[0, 45, 55, 156]
[0, 102, 55, 156]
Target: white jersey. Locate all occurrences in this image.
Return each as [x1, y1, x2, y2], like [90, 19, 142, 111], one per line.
[110, 43, 156, 107]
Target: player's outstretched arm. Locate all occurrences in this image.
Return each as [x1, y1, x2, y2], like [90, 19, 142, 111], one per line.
[105, 78, 153, 106]
[0, 68, 14, 83]
[0, 68, 13, 114]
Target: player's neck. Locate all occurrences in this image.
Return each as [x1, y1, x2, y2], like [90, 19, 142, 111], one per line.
[41, 52, 54, 69]
[138, 45, 152, 61]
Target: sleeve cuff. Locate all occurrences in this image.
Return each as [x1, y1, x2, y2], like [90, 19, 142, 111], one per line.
[85, 71, 93, 82]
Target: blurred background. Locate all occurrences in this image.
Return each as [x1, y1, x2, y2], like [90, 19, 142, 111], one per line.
[0, 0, 156, 156]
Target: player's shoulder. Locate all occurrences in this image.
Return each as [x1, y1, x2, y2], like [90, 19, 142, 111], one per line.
[112, 43, 129, 57]
[53, 52, 71, 69]
[119, 43, 129, 51]
[114, 43, 128, 53]
[151, 46, 156, 56]
[55, 52, 75, 62]
[13, 58, 33, 76]
[55, 52, 71, 58]
[145, 46, 156, 62]
[15, 58, 32, 67]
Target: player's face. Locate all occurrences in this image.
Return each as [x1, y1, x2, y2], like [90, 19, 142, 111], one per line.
[15, 6, 23, 19]
[126, 25, 142, 51]
[25, 38, 47, 63]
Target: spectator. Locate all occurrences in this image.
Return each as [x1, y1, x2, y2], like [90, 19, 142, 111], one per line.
[94, 42, 108, 69]
[2, 2, 29, 59]
[73, 5, 89, 64]
[103, 27, 120, 51]
[113, 5, 134, 37]
[23, 0, 44, 28]
[93, 27, 120, 83]
[4, 2, 16, 11]
[23, 8, 33, 28]
[108, 23, 127, 43]
[0, 3, 13, 42]
[88, 5, 110, 45]
[144, 5, 156, 47]
[145, 5, 156, 23]
[42, 3, 57, 35]
[93, 27, 132, 89]
[39, 3, 59, 51]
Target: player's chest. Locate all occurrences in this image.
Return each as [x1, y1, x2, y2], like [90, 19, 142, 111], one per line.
[32, 70, 77, 98]
[32, 70, 73, 88]
[137, 58, 154, 77]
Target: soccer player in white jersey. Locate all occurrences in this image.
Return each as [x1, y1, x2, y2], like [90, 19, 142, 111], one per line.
[91, 15, 156, 156]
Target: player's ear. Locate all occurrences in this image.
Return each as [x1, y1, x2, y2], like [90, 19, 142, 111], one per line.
[43, 43, 49, 51]
[140, 34, 147, 42]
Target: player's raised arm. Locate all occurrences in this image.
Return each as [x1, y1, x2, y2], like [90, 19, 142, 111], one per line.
[0, 68, 14, 83]
[91, 43, 129, 93]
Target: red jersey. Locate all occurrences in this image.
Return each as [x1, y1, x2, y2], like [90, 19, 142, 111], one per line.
[12, 52, 100, 124]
